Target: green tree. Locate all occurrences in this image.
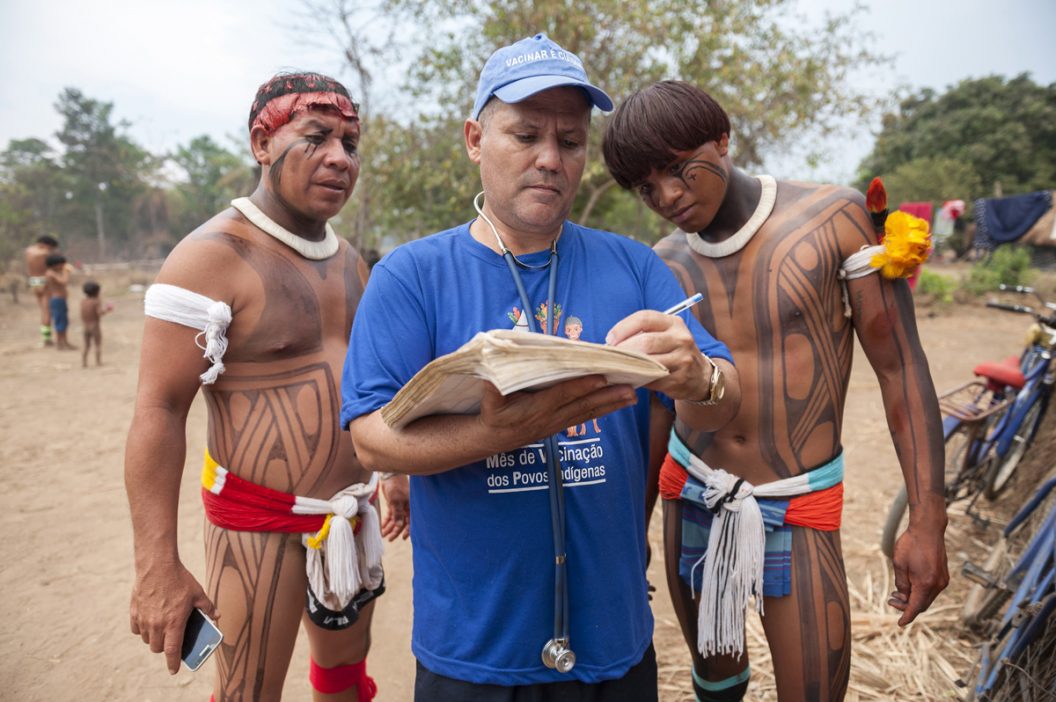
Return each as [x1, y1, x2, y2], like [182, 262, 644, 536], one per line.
[169, 135, 255, 235]
[879, 157, 983, 213]
[367, 114, 481, 244]
[0, 181, 39, 265]
[858, 74, 1056, 200]
[1, 92, 262, 263]
[316, 0, 889, 242]
[54, 87, 158, 260]
[0, 138, 73, 257]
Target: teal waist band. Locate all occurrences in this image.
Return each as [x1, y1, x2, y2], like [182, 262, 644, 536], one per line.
[667, 430, 844, 492]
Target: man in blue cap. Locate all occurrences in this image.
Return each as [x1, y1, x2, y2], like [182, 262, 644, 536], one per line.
[341, 34, 741, 701]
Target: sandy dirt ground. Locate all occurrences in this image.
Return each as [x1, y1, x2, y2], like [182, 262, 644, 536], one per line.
[0, 273, 1050, 701]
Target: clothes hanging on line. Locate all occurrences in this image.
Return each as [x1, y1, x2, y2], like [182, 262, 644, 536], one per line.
[974, 191, 1053, 251]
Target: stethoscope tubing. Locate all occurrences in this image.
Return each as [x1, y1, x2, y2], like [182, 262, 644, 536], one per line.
[480, 190, 573, 658]
[502, 247, 571, 644]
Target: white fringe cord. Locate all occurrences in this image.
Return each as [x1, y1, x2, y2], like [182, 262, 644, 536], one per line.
[678, 450, 825, 659]
[144, 283, 232, 384]
[296, 474, 384, 609]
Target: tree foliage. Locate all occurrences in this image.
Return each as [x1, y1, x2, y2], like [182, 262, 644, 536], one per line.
[169, 135, 256, 236]
[320, 0, 889, 243]
[1, 138, 72, 263]
[367, 115, 480, 241]
[53, 88, 158, 258]
[2, 3, 897, 262]
[857, 74, 1056, 201]
[0, 89, 257, 263]
[397, 0, 885, 165]
[879, 157, 983, 212]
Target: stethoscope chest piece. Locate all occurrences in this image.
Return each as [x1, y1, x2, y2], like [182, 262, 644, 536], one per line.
[542, 638, 576, 673]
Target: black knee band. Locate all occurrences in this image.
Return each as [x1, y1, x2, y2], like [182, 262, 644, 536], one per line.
[692, 666, 750, 702]
[306, 579, 385, 630]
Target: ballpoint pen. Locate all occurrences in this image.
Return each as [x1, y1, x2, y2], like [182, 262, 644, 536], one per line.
[663, 293, 704, 316]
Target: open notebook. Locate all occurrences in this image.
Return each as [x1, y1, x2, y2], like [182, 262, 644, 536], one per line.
[380, 329, 669, 429]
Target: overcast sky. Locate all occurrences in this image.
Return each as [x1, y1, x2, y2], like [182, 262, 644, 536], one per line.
[2, 0, 1054, 183]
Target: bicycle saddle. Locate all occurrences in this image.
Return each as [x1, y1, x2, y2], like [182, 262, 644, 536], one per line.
[973, 355, 1025, 390]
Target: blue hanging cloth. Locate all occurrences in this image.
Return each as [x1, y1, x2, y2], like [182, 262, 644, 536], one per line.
[974, 190, 1053, 250]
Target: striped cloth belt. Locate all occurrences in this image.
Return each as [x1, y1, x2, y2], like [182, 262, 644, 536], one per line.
[662, 431, 844, 658]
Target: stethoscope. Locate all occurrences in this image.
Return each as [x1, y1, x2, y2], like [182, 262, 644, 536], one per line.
[474, 192, 577, 673]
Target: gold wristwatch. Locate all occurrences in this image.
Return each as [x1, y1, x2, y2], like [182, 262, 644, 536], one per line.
[689, 356, 725, 406]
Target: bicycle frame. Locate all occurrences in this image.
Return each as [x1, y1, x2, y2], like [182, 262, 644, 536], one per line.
[881, 291, 1056, 558]
[943, 343, 1053, 497]
[972, 477, 1056, 696]
[989, 347, 1053, 459]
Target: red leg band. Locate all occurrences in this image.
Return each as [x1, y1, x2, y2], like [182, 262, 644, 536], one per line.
[309, 658, 377, 700]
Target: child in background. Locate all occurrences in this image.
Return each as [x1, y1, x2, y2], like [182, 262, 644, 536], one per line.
[80, 280, 112, 367]
[44, 253, 74, 350]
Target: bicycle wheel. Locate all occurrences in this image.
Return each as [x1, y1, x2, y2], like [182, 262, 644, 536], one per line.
[881, 420, 972, 559]
[962, 538, 1014, 630]
[880, 486, 908, 559]
[964, 475, 1056, 631]
[985, 399, 1045, 500]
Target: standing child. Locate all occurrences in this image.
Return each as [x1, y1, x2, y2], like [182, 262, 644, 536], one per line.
[80, 280, 112, 367]
[44, 253, 75, 350]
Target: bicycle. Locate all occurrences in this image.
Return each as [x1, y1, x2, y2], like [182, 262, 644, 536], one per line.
[880, 285, 1056, 559]
[959, 474, 1056, 700]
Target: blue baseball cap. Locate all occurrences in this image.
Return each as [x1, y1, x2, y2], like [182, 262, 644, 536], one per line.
[471, 33, 614, 120]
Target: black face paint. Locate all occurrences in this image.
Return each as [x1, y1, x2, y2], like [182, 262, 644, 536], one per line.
[269, 140, 301, 191]
[636, 149, 728, 210]
[678, 158, 728, 186]
[303, 129, 330, 159]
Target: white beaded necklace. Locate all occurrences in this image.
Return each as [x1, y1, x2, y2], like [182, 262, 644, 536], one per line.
[683, 175, 777, 258]
[230, 197, 340, 260]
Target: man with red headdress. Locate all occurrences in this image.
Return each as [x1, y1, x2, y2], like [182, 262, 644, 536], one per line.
[124, 72, 408, 701]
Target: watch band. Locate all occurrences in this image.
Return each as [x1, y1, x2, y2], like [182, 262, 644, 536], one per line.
[687, 356, 724, 406]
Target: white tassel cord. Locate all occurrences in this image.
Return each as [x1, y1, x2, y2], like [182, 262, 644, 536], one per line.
[296, 474, 384, 609]
[357, 503, 385, 585]
[144, 284, 233, 384]
[323, 495, 363, 604]
[690, 469, 766, 658]
[677, 446, 835, 659]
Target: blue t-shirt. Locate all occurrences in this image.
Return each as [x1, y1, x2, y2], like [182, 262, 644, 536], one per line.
[341, 221, 732, 685]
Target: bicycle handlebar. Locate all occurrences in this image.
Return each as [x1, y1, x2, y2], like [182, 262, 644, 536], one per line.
[989, 290, 1056, 327]
[998, 284, 1056, 313]
[999, 284, 1036, 294]
[986, 301, 1035, 314]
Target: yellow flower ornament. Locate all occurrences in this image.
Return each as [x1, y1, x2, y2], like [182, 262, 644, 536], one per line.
[870, 210, 932, 278]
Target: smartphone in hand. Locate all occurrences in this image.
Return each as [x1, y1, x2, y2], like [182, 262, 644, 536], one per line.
[181, 608, 223, 671]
